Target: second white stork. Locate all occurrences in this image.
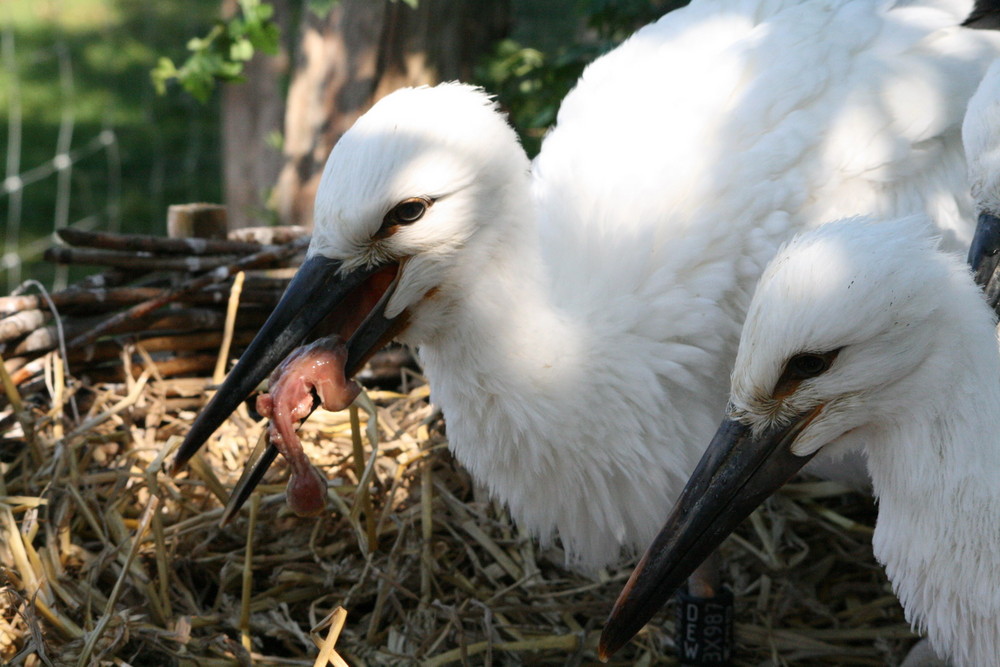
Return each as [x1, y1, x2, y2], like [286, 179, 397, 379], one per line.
[600, 215, 1000, 666]
[966, 59, 1000, 303]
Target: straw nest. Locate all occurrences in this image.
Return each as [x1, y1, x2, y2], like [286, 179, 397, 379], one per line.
[0, 229, 917, 666]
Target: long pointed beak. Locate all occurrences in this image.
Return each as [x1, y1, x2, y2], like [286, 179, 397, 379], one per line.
[598, 409, 821, 659]
[171, 254, 400, 473]
[968, 211, 1000, 308]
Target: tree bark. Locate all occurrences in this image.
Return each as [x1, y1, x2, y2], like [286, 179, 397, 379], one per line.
[220, 0, 295, 228]
[274, 0, 511, 228]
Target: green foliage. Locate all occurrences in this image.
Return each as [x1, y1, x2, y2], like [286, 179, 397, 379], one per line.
[151, 0, 280, 102]
[307, 0, 419, 18]
[154, 0, 423, 99]
[585, 0, 677, 40]
[476, 39, 597, 157]
[476, 0, 686, 157]
[307, 0, 340, 16]
[1, 0, 224, 285]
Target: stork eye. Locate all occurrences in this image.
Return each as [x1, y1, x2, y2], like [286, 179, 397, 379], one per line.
[374, 197, 433, 240]
[787, 352, 835, 379]
[390, 198, 430, 224]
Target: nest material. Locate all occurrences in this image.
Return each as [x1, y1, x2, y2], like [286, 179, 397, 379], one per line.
[0, 228, 915, 666]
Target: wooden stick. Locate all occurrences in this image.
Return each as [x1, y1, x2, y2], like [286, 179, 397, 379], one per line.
[58, 227, 269, 256]
[0, 285, 285, 317]
[59, 331, 257, 367]
[228, 225, 309, 245]
[67, 237, 308, 349]
[0, 309, 47, 343]
[0, 284, 286, 317]
[44, 247, 243, 272]
[11, 308, 269, 360]
[17, 308, 256, 355]
[72, 268, 132, 290]
[9, 357, 46, 386]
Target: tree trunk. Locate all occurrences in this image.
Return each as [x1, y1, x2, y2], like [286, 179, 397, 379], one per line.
[274, 0, 511, 228]
[220, 0, 295, 228]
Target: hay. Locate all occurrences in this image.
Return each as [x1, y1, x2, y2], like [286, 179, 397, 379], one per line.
[0, 227, 918, 666]
[0, 369, 918, 666]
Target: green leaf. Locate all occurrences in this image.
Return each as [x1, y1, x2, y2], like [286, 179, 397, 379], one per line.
[230, 38, 254, 62]
[150, 57, 178, 95]
[152, 1, 282, 104]
[307, 0, 339, 18]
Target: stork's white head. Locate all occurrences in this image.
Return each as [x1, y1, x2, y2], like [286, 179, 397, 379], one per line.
[308, 83, 531, 342]
[728, 215, 968, 457]
[172, 84, 530, 475]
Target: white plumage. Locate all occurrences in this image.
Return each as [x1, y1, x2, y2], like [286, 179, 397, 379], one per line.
[722, 216, 1000, 667]
[304, 0, 1000, 571]
[966, 59, 1000, 216]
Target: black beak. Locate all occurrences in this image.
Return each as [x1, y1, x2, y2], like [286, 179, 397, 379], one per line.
[217, 267, 408, 524]
[968, 211, 1000, 309]
[171, 254, 403, 475]
[598, 409, 821, 659]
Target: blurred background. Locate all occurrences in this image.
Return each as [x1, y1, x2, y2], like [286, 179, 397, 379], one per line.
[0, 0, 685, 291]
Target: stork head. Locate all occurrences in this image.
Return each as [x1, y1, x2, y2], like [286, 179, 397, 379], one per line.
[171, 83, 529, 475]
[308, 82, 531, 343]
[726, 215, 952, 457]
[964, 60, 1000, 300]
[600, 215, 979, 657]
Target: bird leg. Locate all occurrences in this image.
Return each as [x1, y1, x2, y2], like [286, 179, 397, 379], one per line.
[255, 335, 360, 516]
[676, 549, 734, 666]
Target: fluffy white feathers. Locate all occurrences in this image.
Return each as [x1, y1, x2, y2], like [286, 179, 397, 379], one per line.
[965, 59, 1000, 215]
[306, 0, 1000, 570]
[729, 216, 1000, 667]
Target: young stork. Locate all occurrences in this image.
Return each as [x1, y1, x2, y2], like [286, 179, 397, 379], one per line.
[173, 0, 1000, 576]
[966, 59, 1000, 303]
[599, 215, 1000, 665]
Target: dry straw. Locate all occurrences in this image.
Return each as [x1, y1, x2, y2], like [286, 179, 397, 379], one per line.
[0, 227, 915, 665]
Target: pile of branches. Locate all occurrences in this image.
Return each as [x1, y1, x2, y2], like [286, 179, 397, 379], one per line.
[0, 224, 918, 666]
[1, 225, 309, 394]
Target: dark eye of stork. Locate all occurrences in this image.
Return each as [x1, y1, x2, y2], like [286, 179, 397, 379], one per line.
[375, 197, 432, 240]
[786, 352, 836, 379]
[771, 349, 840, 399]
[394, 198, 428, 223]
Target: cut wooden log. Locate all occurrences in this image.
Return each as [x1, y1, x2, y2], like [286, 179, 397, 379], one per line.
[167, 203, 229, 240]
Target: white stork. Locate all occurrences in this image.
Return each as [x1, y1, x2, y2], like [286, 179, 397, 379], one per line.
[174, 0, 1000, 580]
[966, 59, 1000, 303]
[600, 215, 1000, 666]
